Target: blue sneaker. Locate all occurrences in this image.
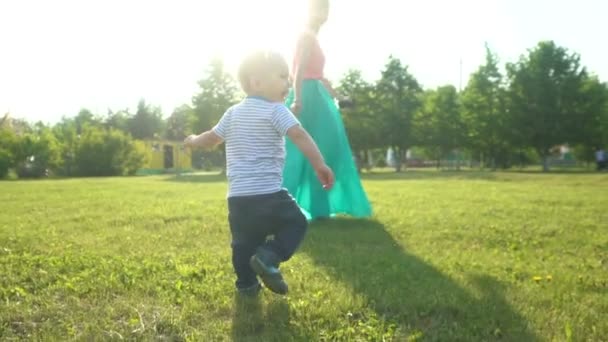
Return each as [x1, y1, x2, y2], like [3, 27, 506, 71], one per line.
[249, 249, 288, 295]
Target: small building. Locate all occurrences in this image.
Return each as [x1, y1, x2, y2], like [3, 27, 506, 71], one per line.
[137, 140, 192, 175]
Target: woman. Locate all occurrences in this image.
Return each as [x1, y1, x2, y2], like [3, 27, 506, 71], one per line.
[283, 0, 372, 220]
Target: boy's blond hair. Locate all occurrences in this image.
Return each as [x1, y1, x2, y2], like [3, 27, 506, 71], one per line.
[238, 50, 287, 94]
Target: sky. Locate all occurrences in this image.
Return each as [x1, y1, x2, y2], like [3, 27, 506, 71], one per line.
[1, 0, 606, 124]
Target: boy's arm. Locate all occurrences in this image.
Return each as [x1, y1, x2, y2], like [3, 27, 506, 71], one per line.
[185, 108, 230, 149]
[184, 130, 223, 149]
[286, 125, 334, 189]
[272, 105, 334, 189]
[286, 125, 324, 169]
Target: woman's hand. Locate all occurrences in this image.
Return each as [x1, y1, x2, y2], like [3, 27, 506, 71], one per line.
[321, 78, 339, 99]
[338, 96, 354, 109]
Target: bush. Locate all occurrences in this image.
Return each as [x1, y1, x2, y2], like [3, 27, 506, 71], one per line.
[74, 127, 145, 176]
[0, 149, 11, 178]
[571, 144, 595, 164]
[15, 130, 62, 178]
[126, 140, 148, 176]
[16, 158, 48, 178]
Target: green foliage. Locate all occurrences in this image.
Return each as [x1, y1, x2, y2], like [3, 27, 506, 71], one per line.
[375, 56, 423, 170]
[192, 58, 239, 133]
[190, 58, 239, 172]
[461, 45, 516, 168]
[0, 148, 11, 178]
[575, 77, 608, 151]
[104, 109, 131, 133]
[127, 140, 149, 176]
[0, 128, 18, 170]
[52, 118, 79, 176]
[415, 85, 464, 161]
[166, 105, 195, 140]
[128, 99, 164, 140]
[73, 109, 102, 134]
[4, 40, 608, 176]
[73, 126, 145, 176]
[506, 41, 594, 170]
[571, 144, 595, 164]
[338, 69, 380, 153]
[15, 128, 62, 178]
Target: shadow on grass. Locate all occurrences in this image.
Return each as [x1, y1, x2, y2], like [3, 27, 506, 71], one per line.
[231, 295, 300, 341]
[301, 218, 538, 341]
[231, 295, 264, 342]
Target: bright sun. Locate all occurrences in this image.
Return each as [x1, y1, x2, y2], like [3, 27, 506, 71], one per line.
[204, 0, 307, 70]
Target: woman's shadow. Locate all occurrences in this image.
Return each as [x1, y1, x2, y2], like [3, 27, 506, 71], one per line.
[231, 218, 537, 341]
[300, 218, 538, 341]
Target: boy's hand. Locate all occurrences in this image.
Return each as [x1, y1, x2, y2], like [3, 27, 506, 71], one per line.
[183, 131, 223, 149]
[314, 164, 335, 190]
[290, 99, 302, 115]
[286, 125, 333, 189]
[184, 134, 197, 147]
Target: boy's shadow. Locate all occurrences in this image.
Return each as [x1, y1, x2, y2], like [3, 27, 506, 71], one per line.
[302, 218, 538, 341]
[231, 295, 264, 341]
[231, 295, 294, 341]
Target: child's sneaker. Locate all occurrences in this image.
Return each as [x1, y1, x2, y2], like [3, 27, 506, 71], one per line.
[237, 282, 262, 297]
[249, 248, 288, 295]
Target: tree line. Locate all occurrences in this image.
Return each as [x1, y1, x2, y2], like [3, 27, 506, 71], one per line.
[1, 40, 607, 178]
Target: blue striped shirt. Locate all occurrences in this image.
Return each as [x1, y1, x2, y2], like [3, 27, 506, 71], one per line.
[213, 97, 300, 197]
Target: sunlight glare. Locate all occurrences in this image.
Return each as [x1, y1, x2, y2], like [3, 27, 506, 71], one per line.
[206, 0, 307, 74]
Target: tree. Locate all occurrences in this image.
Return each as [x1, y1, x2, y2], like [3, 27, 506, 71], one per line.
[52, 118, 79, 176]
[74, 109, 102, 134]
[0, 148, 10, 178]
[0, 112, 8, 127]
[104, 109, 131, 133]
[602, 84, 608, 147]
[461, 45, 513, 169]
[337, 69, 380, 170]
[191, 58, 239, 172]
[376, 56, 423, 171]
[0, 127, 18, 178]
[165, 104, 195, 141]
[128, 99, 164, 140]
[506, 41, 591, 171]
[571, 77, 608, 164]
[192, 58, 239, 133]
[415, 85, 464, 167]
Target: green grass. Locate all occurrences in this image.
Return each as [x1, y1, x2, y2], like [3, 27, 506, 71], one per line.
[1, 171, 607, 341]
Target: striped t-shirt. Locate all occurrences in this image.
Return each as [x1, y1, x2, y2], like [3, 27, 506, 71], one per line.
[212, 96, 300, 198]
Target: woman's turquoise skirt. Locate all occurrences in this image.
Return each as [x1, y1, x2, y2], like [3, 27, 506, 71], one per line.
[283, 80, 372, 220]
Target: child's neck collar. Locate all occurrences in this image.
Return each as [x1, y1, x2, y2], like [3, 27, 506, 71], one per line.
[247, 95, 273, 102]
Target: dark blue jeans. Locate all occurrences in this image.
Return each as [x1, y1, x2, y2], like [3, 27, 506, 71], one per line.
[228, 190, 307, 289]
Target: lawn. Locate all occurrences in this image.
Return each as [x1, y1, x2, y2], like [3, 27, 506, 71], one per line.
[1, 171, 607, 341]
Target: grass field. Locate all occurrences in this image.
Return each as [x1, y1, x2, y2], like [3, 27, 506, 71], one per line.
[1, 171, 607, 341]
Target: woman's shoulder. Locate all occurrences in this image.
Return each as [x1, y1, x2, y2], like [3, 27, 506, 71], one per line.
[296, 30, 318, 46]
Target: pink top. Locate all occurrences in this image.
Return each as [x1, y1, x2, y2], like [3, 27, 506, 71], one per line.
[292, 31, 325, 80]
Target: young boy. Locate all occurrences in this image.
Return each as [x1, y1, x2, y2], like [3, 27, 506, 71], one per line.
[184, 50, 334, 296]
